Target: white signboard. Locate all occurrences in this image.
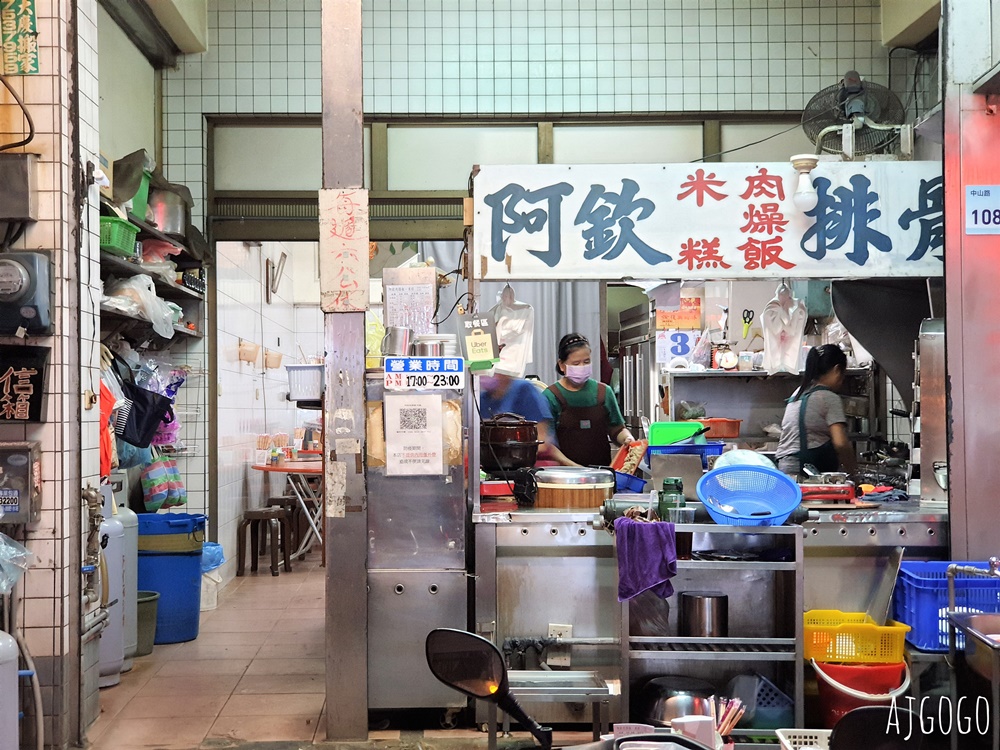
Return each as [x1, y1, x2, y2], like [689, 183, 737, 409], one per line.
[656, 330, 700, 364]
[473, 162, 943, 280]
[384, 393, 444, 476]
[318, 188, 370, 312]
[965, 185, 1000, 235]
[383, 357, 466, 391]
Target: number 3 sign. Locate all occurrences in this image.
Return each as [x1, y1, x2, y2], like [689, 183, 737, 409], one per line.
[656, 330, 700, 363]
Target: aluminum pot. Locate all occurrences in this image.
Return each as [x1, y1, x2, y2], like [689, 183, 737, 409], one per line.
[634, 676, 716, 727]
[481, 413, 539, 471]
[411, 339, 445, 357]
[148, 189, 189, 236]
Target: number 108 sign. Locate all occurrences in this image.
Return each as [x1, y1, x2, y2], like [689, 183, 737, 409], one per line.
[966, 186, 1000, 235]
[383, 357, 466, 391]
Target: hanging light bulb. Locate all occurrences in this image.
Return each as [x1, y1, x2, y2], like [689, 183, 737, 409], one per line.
[790, 154, 820, 213]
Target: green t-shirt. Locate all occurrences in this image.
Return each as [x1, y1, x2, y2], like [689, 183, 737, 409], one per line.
[544, 380, 626, 430]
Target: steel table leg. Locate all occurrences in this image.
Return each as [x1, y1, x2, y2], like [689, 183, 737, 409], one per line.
[288, 474, 323, 560]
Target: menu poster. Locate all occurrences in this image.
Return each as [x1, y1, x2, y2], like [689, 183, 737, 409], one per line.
[384, 283, 436, 335]
[384, 393, 444, 476]
[656, 297, 702, 330]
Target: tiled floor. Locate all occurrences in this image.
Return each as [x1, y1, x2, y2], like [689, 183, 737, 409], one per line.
[86, 557, 596, 749]
[86, 557, 328, 749]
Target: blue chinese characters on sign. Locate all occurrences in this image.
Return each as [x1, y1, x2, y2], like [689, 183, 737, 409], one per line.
[898, 176, 944, 261]
[484, 182, 573, 267]
[574, 178, 671, 263]
[801, 174, 892, 266]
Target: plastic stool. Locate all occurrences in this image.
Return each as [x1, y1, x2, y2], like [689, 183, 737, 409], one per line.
[265, 496, 302, 552]
[236, 508, 292, 576]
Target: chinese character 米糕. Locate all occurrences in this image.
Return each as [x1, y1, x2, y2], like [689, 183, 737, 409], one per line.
[677, 238, 731, 271]
[677, 169, 728, 207]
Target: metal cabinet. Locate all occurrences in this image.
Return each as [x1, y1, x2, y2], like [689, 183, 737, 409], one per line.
[474, 510, 622, 725]
[367, 570, 468, 710]
[620, 524, 805, 732]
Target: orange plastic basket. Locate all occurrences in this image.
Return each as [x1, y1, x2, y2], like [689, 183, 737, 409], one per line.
[803, 610, 910, 664]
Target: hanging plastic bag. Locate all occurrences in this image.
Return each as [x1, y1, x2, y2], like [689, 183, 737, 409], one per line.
[116, 438, 152, 470]
[690, 327, 713, 369]
[201, 542, 225, 573]
[140, 448, 173, 511]
[0, 533, 35, 595]
[161, 457, 187, 509]
[104, 275, 174, 338]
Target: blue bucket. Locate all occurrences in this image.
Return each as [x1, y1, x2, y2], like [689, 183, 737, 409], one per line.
[137, 513, 206, 644]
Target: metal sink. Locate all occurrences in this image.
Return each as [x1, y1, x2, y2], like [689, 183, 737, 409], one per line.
[950, 612, 1000, 681]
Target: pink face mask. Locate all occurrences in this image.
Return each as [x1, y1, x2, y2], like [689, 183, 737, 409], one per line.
[480, 375, 500, 392]
[565, 364, 591, 385]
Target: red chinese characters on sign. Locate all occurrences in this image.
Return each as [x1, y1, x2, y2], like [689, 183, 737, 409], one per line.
[738, 237, 795, 271]
[677, 169, 728, 207]
[740, 168, 785, 201]
[678, 238, 731, 271]
[0, 366, 36, 420]
[737, 170, 795, 271]
[741, 203, 789, 235]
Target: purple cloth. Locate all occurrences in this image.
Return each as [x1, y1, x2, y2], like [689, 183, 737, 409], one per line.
[613, 517, 678, 601]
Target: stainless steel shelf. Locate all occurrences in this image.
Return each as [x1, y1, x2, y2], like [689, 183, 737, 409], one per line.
[677, 560, 797, 571]
[629, 637, 797, 661]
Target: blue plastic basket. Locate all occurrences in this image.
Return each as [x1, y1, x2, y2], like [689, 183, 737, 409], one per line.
[646, 441, 725, 469]
[892, 561, 1000, 652]
[696, 466, 802, 527]
[613, 470, 647, 493]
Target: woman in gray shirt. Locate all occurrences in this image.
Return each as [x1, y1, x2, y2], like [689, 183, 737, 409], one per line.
[775, 345, 858, 477]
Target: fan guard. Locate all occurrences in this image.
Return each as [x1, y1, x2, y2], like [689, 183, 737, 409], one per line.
[802, 76, 907, 156]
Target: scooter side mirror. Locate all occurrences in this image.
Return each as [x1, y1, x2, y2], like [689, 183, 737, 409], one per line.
[425, 628, 553, 750]
[425, 628, 509, 702]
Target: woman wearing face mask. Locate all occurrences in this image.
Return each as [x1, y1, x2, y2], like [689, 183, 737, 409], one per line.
[544, 333, 634, 467]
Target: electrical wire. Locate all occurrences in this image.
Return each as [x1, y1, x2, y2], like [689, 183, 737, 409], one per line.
[690, 109, 830, 163]
[433, 291, 473, 326]
[0, 74, 35, 152]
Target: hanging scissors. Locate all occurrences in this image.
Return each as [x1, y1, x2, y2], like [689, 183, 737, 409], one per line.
[742, 309, 755, 339]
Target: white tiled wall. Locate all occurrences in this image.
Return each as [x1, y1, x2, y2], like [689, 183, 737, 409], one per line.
[161, 0, 891, 227]
[362, 0, 887, 115]
[214, 241, 303, 583]
[0, 0, 102, 744]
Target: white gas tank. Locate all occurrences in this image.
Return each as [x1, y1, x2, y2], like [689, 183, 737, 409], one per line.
[98, 514, 125, 688]
[117, 504, 138, 671]
[0, 631, 17, 750]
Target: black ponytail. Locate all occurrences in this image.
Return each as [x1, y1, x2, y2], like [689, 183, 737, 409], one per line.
[556, 333, 590, 375]
[797, 344, 847, 397]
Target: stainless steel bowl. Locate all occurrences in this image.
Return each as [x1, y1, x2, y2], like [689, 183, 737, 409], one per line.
[634, 676, 716, 727]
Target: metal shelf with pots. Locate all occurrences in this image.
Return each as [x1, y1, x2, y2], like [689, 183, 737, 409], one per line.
[619, 523, 804, 729]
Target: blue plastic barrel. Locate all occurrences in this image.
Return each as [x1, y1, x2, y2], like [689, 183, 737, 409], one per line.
[136, 513, 206, 644]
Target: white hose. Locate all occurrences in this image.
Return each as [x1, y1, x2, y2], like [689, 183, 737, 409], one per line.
[6, 586, 43, 750]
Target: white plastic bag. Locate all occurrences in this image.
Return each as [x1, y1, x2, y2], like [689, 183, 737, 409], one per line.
[104, 274, 174, 338]
[0, 533, 35, 595]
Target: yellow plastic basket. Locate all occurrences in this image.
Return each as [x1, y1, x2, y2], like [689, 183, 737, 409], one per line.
[803, 609, 910, 664]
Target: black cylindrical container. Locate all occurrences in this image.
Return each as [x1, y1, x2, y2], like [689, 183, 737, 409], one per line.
[678, 591, 729, 637]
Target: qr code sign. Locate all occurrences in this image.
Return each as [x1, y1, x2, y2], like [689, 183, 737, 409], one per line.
[399, 407, 428, 430]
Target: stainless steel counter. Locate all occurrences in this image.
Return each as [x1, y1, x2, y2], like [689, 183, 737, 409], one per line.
[474, 500, 950, 614]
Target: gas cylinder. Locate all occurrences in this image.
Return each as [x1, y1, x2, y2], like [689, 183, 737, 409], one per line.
[117, 504, 138, 671]
[98, 514, 125, 688]
[0, 631, 17, 750]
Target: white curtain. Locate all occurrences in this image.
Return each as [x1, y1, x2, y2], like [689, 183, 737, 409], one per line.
[421, 241, 602, 383]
